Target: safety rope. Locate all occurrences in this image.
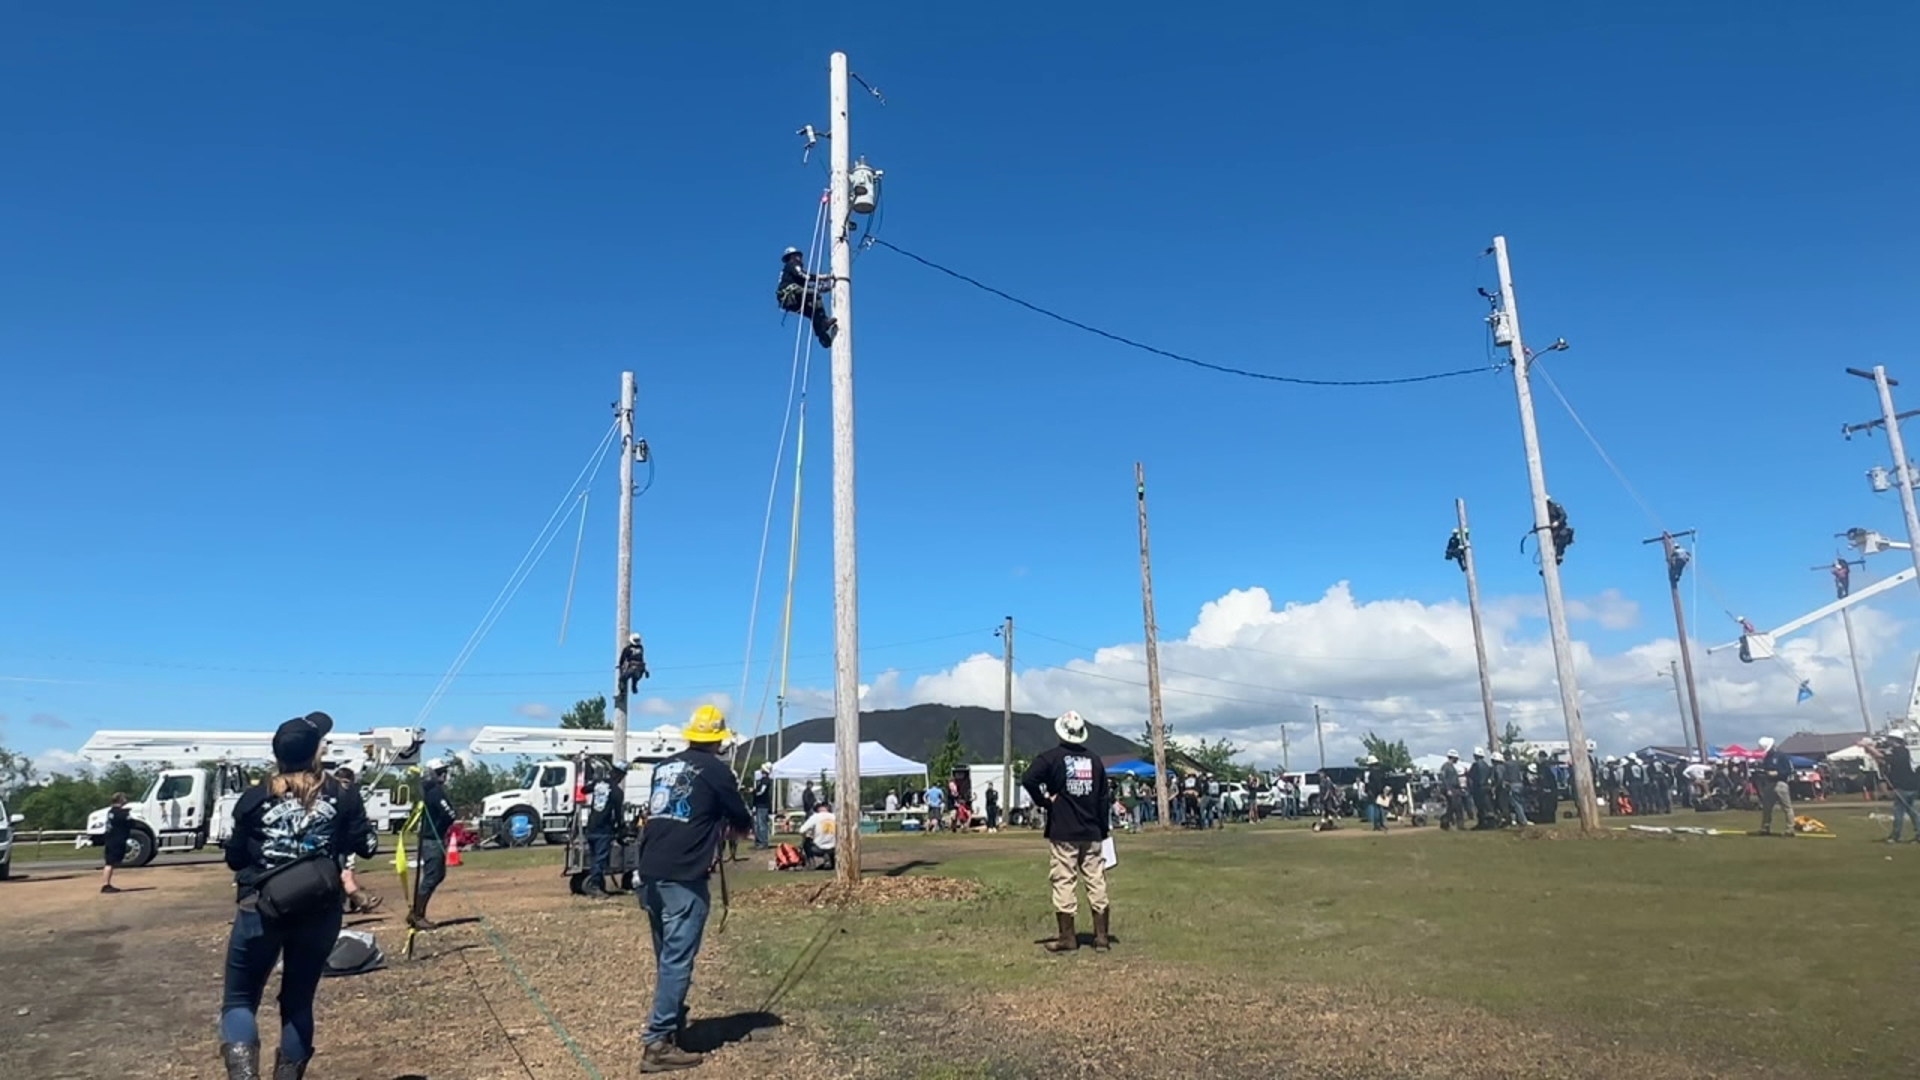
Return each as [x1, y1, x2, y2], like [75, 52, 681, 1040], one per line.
[413, 419, 622, 727]
[734, 192, 829, 771]
[557, 491, 590, 645]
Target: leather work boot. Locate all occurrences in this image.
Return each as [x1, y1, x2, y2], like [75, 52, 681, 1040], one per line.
[220, 1042, 261, 1080]
[1044, 911, 1078, 953]
[406, 900, 438, 932]
[272, 1049, 309, 1080]
[640, 1040, 704, 1072]
[1091, 907, 1111, 951]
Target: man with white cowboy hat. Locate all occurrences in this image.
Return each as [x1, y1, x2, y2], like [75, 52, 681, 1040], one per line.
[1756, 736, 1796, 837]
[1020, 710, 1113, 953]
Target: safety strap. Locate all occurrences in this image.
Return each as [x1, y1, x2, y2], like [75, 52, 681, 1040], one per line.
[714, 850, 731, 934]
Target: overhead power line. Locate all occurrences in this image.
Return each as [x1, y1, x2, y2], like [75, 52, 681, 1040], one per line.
[870, 238, 1497, 388]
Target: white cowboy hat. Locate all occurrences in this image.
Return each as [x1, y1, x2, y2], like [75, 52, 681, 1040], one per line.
[1053, 710, 1089, 744]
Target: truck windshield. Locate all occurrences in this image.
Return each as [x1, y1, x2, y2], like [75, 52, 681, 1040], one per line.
[519, 765, 541, 790]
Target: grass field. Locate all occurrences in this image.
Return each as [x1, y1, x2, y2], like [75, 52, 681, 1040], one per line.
[709, 806, 1916, 1077]
[3, 804, 1914, 1079]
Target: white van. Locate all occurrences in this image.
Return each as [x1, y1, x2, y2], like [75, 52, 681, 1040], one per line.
[0, 797, 23, 879]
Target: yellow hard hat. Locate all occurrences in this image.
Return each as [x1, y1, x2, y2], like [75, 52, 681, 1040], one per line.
[683, 704, 734, 744]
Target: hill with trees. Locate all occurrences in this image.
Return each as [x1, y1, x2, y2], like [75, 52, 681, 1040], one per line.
[752, 703, 1142, 765]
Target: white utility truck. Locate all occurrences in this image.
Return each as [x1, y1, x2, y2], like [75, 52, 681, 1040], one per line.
[469, 725, 687, 846]
[0, 796, 23, 880]
[75, 726, 426, 867]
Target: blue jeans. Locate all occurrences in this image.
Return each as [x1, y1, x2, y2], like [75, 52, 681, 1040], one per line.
[753, 807, 771, 848]
[587, 831, 612, 890]
[1368, 803, 1386, 830]
[1891, 789, 1920, 840]
[220, 904, 343, 1060]
[1508, 785, 1530, 826]
[639, 877, 711, 1046]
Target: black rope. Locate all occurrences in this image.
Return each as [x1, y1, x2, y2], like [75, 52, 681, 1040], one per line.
[870, 238, 1499, 388]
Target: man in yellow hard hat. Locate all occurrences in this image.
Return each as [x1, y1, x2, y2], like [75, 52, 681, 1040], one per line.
[632, 704, 753, 1072]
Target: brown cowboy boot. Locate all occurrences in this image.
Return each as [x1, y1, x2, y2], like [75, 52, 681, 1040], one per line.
[1044, 911, 1077, 953]
[1092, 907, 1111, 951]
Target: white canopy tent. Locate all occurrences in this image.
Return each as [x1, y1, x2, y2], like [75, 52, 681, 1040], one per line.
[766, 741, 927, 780]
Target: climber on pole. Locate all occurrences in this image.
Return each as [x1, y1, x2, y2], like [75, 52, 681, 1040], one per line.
[776, 246, 837, 349]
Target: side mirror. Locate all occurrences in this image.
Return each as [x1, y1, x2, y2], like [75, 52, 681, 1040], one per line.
[8, 814, 22, 825]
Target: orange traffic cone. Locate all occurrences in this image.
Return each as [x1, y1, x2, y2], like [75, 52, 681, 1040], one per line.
[446, 832, 463, 867]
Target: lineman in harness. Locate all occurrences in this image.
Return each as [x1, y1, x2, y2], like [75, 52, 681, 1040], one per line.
[776, 246, 837, 349]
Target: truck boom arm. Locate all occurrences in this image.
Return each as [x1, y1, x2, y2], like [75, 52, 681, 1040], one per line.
[468, 725, 688, 759]
[1707, 565, 1917, 658]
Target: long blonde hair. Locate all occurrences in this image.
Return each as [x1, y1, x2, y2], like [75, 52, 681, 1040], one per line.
[269, 761, 328, 809]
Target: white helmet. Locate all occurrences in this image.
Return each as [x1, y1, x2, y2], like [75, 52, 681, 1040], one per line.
[426, 757, 451, 774]
[781, 246, 802, 260]
[629, 632, 641, 645]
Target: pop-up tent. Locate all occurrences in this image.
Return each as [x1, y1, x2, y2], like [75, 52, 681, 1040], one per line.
[1106, 758, 1157, 779]
[766, 740, 927, 780]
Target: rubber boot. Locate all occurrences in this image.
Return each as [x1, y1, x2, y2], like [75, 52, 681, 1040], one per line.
[220, 1042, 261, 1080]
[1044, 911, 1077, 953]
[1091, 907, 1111, 952]
[272, 1049, 309, 1080]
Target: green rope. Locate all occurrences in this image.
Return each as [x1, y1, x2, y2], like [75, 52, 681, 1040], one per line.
[474, 914, 607, 1080]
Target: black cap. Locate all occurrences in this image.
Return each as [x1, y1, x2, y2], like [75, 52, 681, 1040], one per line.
[272, 711, 334, 769]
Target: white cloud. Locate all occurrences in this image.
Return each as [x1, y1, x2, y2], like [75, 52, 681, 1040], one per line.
[514, 703, 553, 720]
[32, 748, 93, 777]
[850, 582, 1907, 768]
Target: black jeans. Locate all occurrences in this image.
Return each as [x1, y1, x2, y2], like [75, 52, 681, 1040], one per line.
[416, 839, 446, 912]
[220, 904, 343, 1060]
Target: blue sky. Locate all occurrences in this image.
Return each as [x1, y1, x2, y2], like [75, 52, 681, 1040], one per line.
[4, 4, 1918, 769]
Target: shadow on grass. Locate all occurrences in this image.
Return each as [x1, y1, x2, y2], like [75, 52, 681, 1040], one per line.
[883, 859, 941, 877]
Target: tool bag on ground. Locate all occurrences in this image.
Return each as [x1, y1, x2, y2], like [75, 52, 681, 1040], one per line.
[322, 929, 386, 978]
[774, 842, 803, 869]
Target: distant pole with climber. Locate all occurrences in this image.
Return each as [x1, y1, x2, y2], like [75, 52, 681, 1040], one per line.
[1843, 366, 1920, 603]
[1489, 235, 1598, 832]
[827, 50, 862, 883]
[1313, 704, 1326, 772]
[999, 616, 1015, 817]
[1643, 529, 1706, 765]
[1448, 498, 1500, 755]
[613, 370, 636, 764]
[1814, 557, 1876, 733]
[1135, 462, 1171, 828]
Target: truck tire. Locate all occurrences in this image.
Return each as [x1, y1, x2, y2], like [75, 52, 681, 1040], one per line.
[502, 808, 540, 848]
[125, 827, 158, 869]
[568, 872, 588, 895]
[0, 856, 10, 881]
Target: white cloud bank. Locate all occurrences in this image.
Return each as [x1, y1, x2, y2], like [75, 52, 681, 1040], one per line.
[844, 582, 1907, 768]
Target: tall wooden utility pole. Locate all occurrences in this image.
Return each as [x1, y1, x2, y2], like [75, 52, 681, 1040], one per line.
[1643, 530, 1707, 765]
[1667, 660, 1692, 756]
[612, 370, 636, 764]
[1279, 724, 1289, 772]
[1490, 235, 1598, 832]
[1313, 704, 1326, 772]
[1812, 558, 1876, 734]
[1135, 462, 1171, 827]
[827, 51, 862, 882]
[1451, 499, 1500, 755]
[1846, 366, 1920, 599]
[998, 616, 1015, 820]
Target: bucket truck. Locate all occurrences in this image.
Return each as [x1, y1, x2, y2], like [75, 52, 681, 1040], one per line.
[74, 726, 426, 868]
[468, 724, 686, 848]
[1707, 566, 1916, 663]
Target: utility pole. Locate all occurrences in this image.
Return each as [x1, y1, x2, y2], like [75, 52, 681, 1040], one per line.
[1279, 724, 1290, 772]
[1449, 499, 1499, 754]
[1489, 236, 1598, 831]
[1642, 530, 1707, 764]
[1845, 367, 1920, 600]
[612, 370, 636, 764]
[1000, 616, 1014, 820]
[828, 51, 862, 882]
[1667, 660, 1692, 756]
[1313, 704, 1326, 772]
[1135, 462, 1171, 828]
[1814, 557, 1876, 733]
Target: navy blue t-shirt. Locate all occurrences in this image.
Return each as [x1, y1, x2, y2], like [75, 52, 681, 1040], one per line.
[637, 748, 753, 882]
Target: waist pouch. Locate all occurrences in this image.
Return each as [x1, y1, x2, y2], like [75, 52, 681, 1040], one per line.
[254, 852, 343, 920]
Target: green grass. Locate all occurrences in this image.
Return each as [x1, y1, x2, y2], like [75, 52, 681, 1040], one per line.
[715, 811, 1919, 1076]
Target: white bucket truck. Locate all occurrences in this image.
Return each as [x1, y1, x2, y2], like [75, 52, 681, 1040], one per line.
[469, 724, 687, 846]
[75, 726, 425, 868]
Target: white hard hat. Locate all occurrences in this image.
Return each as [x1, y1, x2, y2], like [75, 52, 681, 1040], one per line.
[1446, 749, 1459, 758]
[1758, 736, 1776, 750]
[1491, 751, 1505, 762]
[1365, 755, 1379, 765]
[629, 632, 641, 645]
[426, 757, 451, 773]
[1889, 730, 1908, 742]
[782, 246, 802, 259]
[1473, 747, 1486, 757]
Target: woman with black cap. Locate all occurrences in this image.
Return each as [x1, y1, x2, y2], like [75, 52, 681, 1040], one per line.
[217, 711, 376, 1080]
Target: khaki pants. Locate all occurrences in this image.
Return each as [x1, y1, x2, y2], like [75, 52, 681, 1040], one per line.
[1048, 840, 1109, 915]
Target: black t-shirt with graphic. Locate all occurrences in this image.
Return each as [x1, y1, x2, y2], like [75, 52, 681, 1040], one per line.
[224, 776, 374, 902]
[636, 748, 753, 883]
[1022, 742, 1109, 844]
